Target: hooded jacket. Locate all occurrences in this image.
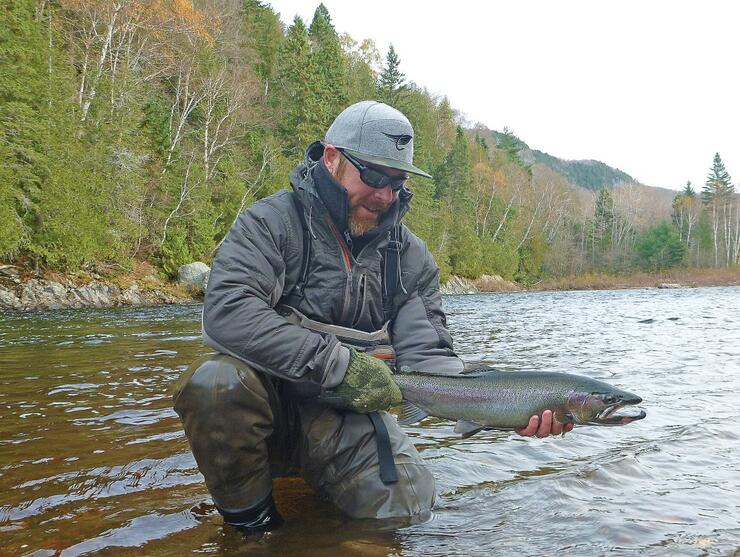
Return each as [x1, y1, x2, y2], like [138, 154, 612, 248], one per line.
[202, 143, 463, 389]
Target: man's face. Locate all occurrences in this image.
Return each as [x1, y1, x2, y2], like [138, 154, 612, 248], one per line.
[324, 145, 402, 236]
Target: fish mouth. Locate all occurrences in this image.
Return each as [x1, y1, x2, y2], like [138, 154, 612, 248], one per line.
[593, 401, 647, 425]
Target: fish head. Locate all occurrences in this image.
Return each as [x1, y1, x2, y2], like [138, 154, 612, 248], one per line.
[566, 388, 646, 426]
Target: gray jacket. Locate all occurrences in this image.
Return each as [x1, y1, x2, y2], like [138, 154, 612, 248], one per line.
[202, 143, 463, 389]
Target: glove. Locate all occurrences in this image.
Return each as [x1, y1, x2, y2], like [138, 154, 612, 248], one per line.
[327, 349, 403, 413]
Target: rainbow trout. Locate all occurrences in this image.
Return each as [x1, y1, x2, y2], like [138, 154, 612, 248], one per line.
[393, 370, 646, 437]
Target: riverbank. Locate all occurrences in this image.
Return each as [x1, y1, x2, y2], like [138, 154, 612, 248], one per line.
[0, 261, 195, 312]
[0, 263, 737, 312]
[533, 267, 740, 291]
[438, 267, 739, 295]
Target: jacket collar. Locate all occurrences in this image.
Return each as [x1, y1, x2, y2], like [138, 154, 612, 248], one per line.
[290, 141, 412, 239]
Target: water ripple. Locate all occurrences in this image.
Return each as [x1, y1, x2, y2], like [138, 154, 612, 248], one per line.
[2, 289, 739, 556]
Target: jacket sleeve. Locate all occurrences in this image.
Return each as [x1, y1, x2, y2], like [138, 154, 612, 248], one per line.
[390, 242, 464, 374]
[202, 197, 350, 388]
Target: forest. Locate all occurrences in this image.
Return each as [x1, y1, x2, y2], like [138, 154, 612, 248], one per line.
[1, 0, 739, 285]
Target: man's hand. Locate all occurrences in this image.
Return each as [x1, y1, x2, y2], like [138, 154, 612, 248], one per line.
[515, 409, 574, 438]
[327, 349, 403, 413]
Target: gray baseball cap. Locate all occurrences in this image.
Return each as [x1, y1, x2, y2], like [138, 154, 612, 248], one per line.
[325, 101, 432, 178]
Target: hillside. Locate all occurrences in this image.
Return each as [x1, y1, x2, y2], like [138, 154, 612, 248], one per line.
[479, 127, 677, 226]
[531, 150, 636, 191]
[488, 130, 637, 191]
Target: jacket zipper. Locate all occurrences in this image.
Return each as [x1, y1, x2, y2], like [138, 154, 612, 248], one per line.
[327, 219, 354, 324]
[352, 272, 367, 324]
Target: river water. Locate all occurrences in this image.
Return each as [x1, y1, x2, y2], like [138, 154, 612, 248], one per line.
[1, 287, 739, 556]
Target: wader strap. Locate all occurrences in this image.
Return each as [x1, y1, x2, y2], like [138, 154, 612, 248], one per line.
[382, 225, 402, 322]
[368, 411, 399, 484]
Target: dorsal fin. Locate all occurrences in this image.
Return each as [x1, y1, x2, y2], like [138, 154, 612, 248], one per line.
[396, 367, 493, 378]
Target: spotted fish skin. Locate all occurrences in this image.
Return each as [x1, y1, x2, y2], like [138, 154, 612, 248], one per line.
[393, 370, 645, 432]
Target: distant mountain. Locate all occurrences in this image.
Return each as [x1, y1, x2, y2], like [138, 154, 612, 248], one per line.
[529, 150, 636, 191]
[487, 130, 637, 191]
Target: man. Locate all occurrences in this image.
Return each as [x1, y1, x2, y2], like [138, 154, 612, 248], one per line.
[173, 101, 572, 534]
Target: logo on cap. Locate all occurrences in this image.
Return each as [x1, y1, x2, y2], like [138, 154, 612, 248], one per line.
[382, 132, 412, 151]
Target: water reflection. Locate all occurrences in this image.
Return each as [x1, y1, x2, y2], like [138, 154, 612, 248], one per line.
[1, 289, 739, 555]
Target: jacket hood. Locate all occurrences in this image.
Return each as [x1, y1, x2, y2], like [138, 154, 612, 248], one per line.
[289, 141, 412, 238]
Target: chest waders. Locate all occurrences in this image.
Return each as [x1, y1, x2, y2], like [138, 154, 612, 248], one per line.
[277, 298, 400, 485]
[283, 193, 405, 485]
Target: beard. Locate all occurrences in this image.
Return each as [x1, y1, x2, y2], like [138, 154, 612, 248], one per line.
[348, 213, 377, 236]
[348, 201, 391, 236]
[330, 160, 392, 235]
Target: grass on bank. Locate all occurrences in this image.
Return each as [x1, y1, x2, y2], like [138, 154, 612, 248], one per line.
[533, 267, 740, 291]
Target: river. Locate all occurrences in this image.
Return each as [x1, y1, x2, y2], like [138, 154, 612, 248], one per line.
[1, 286, 739, 556]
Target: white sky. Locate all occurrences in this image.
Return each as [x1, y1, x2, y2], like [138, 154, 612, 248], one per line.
[267, 0, 740, 192]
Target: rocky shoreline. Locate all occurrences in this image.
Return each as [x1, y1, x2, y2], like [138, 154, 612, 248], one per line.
[1, 262, 735, 312]
[0, 277, 193, 312]
[438, 274, 521, 294]
[0, 263, 206, 312]
[0, 266, 521, 312]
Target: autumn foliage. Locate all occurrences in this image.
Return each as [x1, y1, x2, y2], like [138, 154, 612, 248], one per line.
[1, 1, 737, 279]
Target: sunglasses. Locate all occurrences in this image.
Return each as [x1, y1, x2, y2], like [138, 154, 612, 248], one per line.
[340, 150, 408, 192]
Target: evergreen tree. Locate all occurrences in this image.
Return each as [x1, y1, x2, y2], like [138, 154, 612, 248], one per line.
[497, 127, 530, 173]
[273, 16, 313, 153]
[635, 222, 686, 270]
[434, 127, 472, 201]
[701, 153, 736, 267]
[377, 44, 406, 107]
[306, 4, 347, 134]
[0, 145, 22, 256]
[243, 0, 283, 93]
[310, 3, 333, 27]
[682, 180, 695, 197]
[434, 127, 481, 276]
[0, 0, 49, 257]
[399, 90, 453, 278]
[593, 188, 615, 239]
[702, 152, 734, 205]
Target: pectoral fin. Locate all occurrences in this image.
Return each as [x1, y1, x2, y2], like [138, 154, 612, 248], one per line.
[454, 419, 486, 438]
[398, 402, 429, 425]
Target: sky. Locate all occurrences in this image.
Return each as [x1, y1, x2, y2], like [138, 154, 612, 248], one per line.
[266, 0, 740, 192]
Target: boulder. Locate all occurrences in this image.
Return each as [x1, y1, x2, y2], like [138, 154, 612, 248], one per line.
[0, 264, 21, 284]
[120, 283, 144, 306]
[440, 276, 478, 295]
[475, 274, 520, 292]
[0, 287, 22, 310]
[20, 279, 71, 310]
[75, 282, 120, 307]
[178, 262, 210, 289]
